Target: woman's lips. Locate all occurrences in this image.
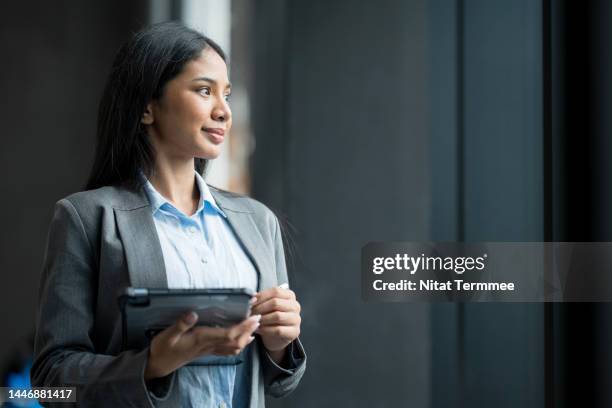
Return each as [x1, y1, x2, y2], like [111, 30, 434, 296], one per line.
[203, 128, 225, 144]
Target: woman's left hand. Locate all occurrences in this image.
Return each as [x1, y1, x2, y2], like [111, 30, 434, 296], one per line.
[250, 287, 301, 359]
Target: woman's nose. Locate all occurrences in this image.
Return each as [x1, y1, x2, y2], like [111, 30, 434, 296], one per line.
[212, 104, 231, 123]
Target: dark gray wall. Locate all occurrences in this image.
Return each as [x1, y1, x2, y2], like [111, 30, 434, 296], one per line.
[252, 0, 431, 406]
[0, 1, 148, 367]
[253, 0, 549, 407]
[431, 0, 546, 406]
[462, 1, 544, 406]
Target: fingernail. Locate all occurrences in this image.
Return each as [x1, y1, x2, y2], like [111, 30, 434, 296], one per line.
[252, 314, 261, 322]
[249, 296, 257, 305]
[248, 336, 255, 342]
[184, 312, 198, 324]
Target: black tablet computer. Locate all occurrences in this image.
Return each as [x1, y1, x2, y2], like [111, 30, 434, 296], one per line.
[119, 287, 254, 365]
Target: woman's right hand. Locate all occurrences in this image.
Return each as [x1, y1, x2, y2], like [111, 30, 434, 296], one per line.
[144, 312, 261, 380]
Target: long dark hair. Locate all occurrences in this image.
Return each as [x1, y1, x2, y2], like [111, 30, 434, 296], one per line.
[85, 22, 227, 190]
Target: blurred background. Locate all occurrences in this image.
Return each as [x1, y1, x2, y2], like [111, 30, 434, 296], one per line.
[1, 0, 611, 407]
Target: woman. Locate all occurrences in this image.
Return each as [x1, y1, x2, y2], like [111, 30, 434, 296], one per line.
[31, 22, 306, 407]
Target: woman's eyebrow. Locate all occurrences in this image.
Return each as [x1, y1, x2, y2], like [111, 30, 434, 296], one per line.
[192, 76, 232, 89]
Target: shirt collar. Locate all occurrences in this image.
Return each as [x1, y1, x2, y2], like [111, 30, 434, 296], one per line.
[194, 171, 227, 218]
[140, 170, 227, 218]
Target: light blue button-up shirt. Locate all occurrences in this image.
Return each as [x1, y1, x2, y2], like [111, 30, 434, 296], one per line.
[142, 171, 258, 408]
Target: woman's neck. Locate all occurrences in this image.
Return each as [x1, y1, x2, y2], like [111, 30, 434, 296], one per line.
[149, 155, 200, 216]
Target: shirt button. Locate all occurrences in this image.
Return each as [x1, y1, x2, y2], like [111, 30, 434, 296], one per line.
[188, 226, 197, 234]
[219, 402, 227, 408]
[200, 258, 208, 264]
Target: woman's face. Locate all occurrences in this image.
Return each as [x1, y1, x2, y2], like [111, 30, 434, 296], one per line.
[142, 48, 232, 161]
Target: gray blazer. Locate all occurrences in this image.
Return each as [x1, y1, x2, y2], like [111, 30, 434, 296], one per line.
[31, 184, 306, 407]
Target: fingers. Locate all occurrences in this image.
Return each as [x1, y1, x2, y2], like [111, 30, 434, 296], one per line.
[227, 314, 261, 339]
[148, 312, 263, 374]
[220, 315, 260, 354]
[252, 287, 296, 306]
[255, 325, 300, 339]
[192, 315, 261, 356]
[206, 330, 256, 356]
[251, 297, 301, 316]
[259, 311, 301, 327]
[163, 311, 199, 342]
[251, 290, 302, 352]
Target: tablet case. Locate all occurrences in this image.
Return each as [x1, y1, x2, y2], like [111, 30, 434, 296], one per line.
[119, 287, 254, 366]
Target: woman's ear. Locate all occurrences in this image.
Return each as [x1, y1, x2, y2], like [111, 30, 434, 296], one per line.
[141, 103, 154, 125]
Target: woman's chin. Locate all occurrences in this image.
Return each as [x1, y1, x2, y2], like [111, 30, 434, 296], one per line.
[195, 148, 221, 160]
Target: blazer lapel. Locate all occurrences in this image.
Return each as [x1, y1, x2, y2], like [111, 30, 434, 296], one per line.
[211, 190, 275, 291]
[114, 187, 168, 289]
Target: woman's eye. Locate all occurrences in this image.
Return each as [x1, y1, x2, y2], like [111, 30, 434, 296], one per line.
[224, 94, 231, 102]
[199, 87, 211, 96]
